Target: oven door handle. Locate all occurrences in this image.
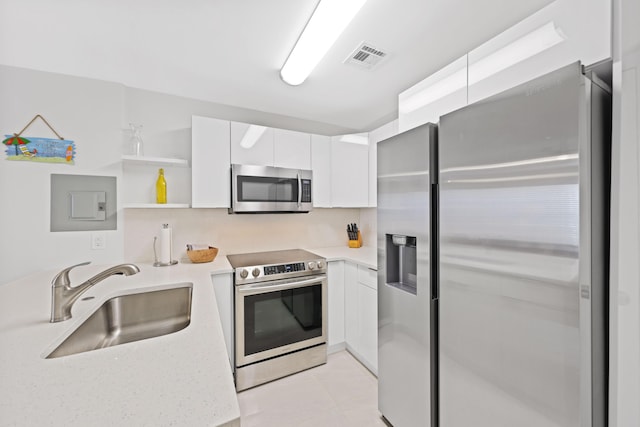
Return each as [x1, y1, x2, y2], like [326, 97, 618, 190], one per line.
[237, 275, 326, 294]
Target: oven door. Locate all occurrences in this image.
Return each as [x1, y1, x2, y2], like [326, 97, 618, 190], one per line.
[230, 164, 312, 213]
[235, 275, 327, 367]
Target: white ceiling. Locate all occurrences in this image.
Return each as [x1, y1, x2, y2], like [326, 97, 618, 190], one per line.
[0, 0, 554, 133]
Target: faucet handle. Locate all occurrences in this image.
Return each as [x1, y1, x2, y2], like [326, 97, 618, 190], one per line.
[52, 261, 91, 288]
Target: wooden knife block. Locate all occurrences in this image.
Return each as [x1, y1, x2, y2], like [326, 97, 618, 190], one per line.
[348, 231, 362, 248]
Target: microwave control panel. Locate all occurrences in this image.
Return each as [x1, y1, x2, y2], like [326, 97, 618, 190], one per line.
[301, 179, 311, 203]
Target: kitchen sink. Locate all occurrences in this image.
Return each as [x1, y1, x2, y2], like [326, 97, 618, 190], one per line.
[46, 283, 192, 359]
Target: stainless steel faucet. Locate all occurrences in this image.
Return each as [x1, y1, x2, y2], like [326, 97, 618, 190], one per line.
[50, 262, 140, 323]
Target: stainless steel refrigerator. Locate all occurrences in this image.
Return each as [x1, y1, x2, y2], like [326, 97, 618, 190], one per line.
[377, 123, 438, 427]
[438, 62, 610, 426]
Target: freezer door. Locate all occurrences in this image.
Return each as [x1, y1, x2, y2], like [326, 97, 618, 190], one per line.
[438, 62, 608, 427]
[377, 123, 437, 427]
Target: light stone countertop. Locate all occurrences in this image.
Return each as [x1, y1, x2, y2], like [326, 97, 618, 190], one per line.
[306, 245, 378, 270]
[0, 257, 239, 427]
[0, 246, 375, 427]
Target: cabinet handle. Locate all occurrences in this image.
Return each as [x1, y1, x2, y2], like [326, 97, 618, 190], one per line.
[297, 172, 302, 208]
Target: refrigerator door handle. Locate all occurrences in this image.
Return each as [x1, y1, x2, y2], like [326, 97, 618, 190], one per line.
[431, 182, 439, 301]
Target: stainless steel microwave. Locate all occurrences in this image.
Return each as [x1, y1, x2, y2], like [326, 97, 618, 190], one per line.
[230, 164, 313, 213]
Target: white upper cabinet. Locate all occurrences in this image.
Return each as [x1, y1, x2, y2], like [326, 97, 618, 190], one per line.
[311, 134, 332, 208]
[399, 55, 467, 133]
[399, 1, 611, 132]
[330, 135, 369, 207]
[191, 116, 231, 208]
[368, 142, 377, 208]
[192, 119, 374, 209]
[274, 128, 311, 170]
[231, 123, 311, 170]
[230, 122, 274, 166]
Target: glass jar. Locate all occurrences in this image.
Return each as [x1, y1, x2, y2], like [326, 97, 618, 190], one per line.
[128, 123, 144, 156]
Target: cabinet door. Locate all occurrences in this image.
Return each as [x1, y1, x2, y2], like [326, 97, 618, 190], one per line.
[191, 116, 230, 208]
[274, 129, 311, 169]
[230, 121, 274, 166]
[368, 140, 377, 208]
[327, 261, 345, 348]
[211, 273, 234, 369]
[358, 280, 378, 374]
[311, 134, 332, 207]
[331, 138, 369, 207]
[344, 262, 359, 351]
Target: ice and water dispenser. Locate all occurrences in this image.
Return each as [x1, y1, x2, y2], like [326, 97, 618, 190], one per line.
[385, 234, 417, 295]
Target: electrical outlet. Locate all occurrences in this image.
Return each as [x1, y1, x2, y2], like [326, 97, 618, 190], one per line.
[91, 232, 106, 250]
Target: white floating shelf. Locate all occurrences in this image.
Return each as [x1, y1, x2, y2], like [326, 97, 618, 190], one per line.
[123, 203, 190, 209]
[122, 155, 189, 167]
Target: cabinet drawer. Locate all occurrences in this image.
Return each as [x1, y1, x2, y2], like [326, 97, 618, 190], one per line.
[357, 265, 377, 290]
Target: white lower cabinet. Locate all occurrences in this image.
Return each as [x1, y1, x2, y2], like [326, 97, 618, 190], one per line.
[344, 261, 378, 374]
[211, 259, 377, 375]
[211, 272, 234, 369]
[358, 282, 378, 372]
[344, 262, 359, 350]
[327, 261, 345, 350]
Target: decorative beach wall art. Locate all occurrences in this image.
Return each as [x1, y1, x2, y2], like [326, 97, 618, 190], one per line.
[3, 115, 75, 165]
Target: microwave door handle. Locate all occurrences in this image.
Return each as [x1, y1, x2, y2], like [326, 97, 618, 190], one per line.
[297, 172, 302, 208]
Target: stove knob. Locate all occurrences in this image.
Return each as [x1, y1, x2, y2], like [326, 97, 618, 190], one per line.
[252, 268, 261, 278]
[308, 261, 317, 270]
[317, 261, 325, 269]
[239, 269, 249, 279]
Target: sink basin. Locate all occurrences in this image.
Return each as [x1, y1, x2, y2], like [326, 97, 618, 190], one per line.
[46, 283, 192, 359]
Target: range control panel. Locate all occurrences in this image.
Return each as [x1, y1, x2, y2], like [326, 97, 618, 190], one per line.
[233, 259, 326, 285]
[265, 262, 306, 276]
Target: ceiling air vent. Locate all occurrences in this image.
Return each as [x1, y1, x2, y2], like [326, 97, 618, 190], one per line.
[344, 42, 388, 70]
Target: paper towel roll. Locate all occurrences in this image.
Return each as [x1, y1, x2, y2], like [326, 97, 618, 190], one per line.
[159, 224, 172, 264]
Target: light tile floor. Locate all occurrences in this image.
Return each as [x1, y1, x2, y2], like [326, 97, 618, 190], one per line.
[237, 350, 388, 427]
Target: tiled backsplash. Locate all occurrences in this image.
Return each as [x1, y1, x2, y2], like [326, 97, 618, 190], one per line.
[125, 208, 373, 262]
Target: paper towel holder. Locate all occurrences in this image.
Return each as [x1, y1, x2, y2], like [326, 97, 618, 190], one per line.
[153, 236, 178, 267]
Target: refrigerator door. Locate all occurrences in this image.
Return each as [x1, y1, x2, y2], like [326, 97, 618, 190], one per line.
[377, 123, 437, 427]
[439, 62, 608, 427]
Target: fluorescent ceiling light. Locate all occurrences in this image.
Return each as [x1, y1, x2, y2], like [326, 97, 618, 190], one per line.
[240, 125, 268, 149]
[399, 21, 566, 114]
[281, 0, 368, 86]
[340, 133, 369, 145]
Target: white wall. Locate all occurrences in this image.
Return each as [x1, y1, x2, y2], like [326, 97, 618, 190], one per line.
[359, 208, 377, 249]
[610, 0, 640, 423]
[124, 208, 361, 262]
[123, 87, 356, 154]
[0, 64, 363, 285]
[0, 66, 125, 285]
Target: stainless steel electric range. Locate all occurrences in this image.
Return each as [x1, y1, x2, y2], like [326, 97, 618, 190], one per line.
[227, 249, 328, 391]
